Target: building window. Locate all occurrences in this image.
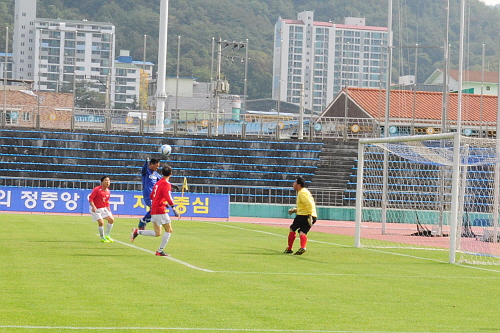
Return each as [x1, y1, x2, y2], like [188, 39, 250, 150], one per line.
[6, 111, 19, 124]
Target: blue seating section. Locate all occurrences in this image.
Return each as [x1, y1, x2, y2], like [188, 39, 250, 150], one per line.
[0, 129, 323, 190]
[343, 152, 496, 210]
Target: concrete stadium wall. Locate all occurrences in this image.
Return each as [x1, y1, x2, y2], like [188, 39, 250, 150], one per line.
[230, 203, 355, 221]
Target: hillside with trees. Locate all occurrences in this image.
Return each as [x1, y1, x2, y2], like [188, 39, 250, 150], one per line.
[1, 0, 500, 99]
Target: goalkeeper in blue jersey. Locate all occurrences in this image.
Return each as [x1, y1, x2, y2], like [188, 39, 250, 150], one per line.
[138, 158, 162, 230]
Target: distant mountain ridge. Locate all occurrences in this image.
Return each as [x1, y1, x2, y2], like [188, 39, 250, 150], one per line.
[1, 0, 499, 99]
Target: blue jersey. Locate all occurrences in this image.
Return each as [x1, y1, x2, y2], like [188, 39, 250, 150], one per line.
[141, 161, 162, 199]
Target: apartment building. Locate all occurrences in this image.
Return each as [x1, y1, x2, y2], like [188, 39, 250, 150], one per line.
[13, 0, 118, 107]
[272, 11, 390, 113]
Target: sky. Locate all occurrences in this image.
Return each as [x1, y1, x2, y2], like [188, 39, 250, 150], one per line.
[479, 0, 500, 6]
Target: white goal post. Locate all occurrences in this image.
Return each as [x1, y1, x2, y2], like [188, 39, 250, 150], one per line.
[355, 132, 500, 265]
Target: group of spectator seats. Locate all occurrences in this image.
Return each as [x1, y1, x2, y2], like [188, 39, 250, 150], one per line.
[0, 129, 323, 201]
[344, 150, 450, 207]
[344, 150, 496, 219]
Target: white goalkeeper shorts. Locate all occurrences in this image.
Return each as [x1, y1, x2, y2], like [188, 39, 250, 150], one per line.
[151, 213, 172, 226]
[90, 207, 113, 222]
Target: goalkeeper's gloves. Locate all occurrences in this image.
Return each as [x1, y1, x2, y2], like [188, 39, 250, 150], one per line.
[288, 207, 297, 215]
[171, 206, 180, 217]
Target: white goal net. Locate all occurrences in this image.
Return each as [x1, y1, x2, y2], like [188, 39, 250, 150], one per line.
[355, 132, 500, 265]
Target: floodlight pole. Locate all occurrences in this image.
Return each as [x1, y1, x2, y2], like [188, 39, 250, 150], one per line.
[154, 0, 169, 134]
[243, 39, 248, 123]
[493, 35, 500, 244]
[456, 0, 465, 135]
[381, 0, 394, 234]
[441, 0, 450, 134]
[480, 44, 484, 138]
[175, 35, 180, 135]
[140, 34, 147, 111]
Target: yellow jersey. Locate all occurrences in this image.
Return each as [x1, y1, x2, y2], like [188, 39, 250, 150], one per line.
[296, 187, 317, 217]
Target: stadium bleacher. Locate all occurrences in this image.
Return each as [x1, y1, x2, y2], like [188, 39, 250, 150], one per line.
[0, 129, 323, 195]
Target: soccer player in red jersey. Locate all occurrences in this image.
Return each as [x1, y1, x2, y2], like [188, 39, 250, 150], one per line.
[89, 175, 115, 243]
[130, 165, 179, 256]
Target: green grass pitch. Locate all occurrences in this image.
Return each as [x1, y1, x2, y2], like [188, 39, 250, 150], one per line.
[1, 213, 500, 333]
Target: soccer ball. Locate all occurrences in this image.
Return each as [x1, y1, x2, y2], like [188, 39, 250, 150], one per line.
[159, 144, 172, 157]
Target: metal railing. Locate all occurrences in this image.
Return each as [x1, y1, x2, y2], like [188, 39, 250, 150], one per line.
[0, 177, 347, 207]
[0, 106, 382, 140]
[1, 106, 496, 140]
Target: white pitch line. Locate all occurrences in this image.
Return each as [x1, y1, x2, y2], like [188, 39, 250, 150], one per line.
[204, 221, 355, 248]
[113, 239, 214, 273]
[203, 221, 500, 276]
[0, 326, 466, 333]
[107, 224, 500, 277]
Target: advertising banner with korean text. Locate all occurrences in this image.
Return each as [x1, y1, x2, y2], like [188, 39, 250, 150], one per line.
[0, 187, 230, 218]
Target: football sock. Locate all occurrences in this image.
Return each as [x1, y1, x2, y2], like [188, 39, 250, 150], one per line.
[138, 230, 156, 237]
[300, 234, 307, 249]
[143, 211, 152, 223]
[287, 232, 296, 249]
[98, 226, 104, 238]
[105, 223, 113, 236]
[159, 232, 171, 252]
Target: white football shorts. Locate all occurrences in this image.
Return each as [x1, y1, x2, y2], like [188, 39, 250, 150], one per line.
[151, 213, 172, 226]
[90, 207, 113, 221]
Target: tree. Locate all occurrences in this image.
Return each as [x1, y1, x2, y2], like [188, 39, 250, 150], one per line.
[74, 80, 106, 109]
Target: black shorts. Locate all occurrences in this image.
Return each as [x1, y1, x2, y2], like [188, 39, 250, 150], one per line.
[290, 215, 317, 234]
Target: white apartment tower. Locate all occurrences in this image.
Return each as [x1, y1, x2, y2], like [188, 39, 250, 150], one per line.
[12, 0, 37, 81]
[272, 11, 389, 113]
[13, 0, 116, 106]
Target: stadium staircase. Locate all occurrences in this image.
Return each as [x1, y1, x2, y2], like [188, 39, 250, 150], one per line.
[309, 140, 359, 205]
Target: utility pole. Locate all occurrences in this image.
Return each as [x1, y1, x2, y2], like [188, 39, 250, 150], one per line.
[213, 39, 247, 137]
[209, 37, 215, 134]
[299, 84, 304, 140]
[276, 39, 282, 140]
[2, 26, 8, 127]
[215, 38, 223, 136]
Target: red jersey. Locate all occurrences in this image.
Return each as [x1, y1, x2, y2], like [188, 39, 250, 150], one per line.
[150, 178, 175, 215]
[89, 186, 111, 209]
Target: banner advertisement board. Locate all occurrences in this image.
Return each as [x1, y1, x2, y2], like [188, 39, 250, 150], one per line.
[0, 187, 230, 218]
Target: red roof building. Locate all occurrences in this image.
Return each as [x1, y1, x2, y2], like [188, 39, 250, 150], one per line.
[424, 69, 499, 96]
[0, 90, 74, 129]
[321, 88, 498, 130]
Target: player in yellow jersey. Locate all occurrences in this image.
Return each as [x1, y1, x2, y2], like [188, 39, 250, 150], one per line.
[284, 176, 317, 255]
